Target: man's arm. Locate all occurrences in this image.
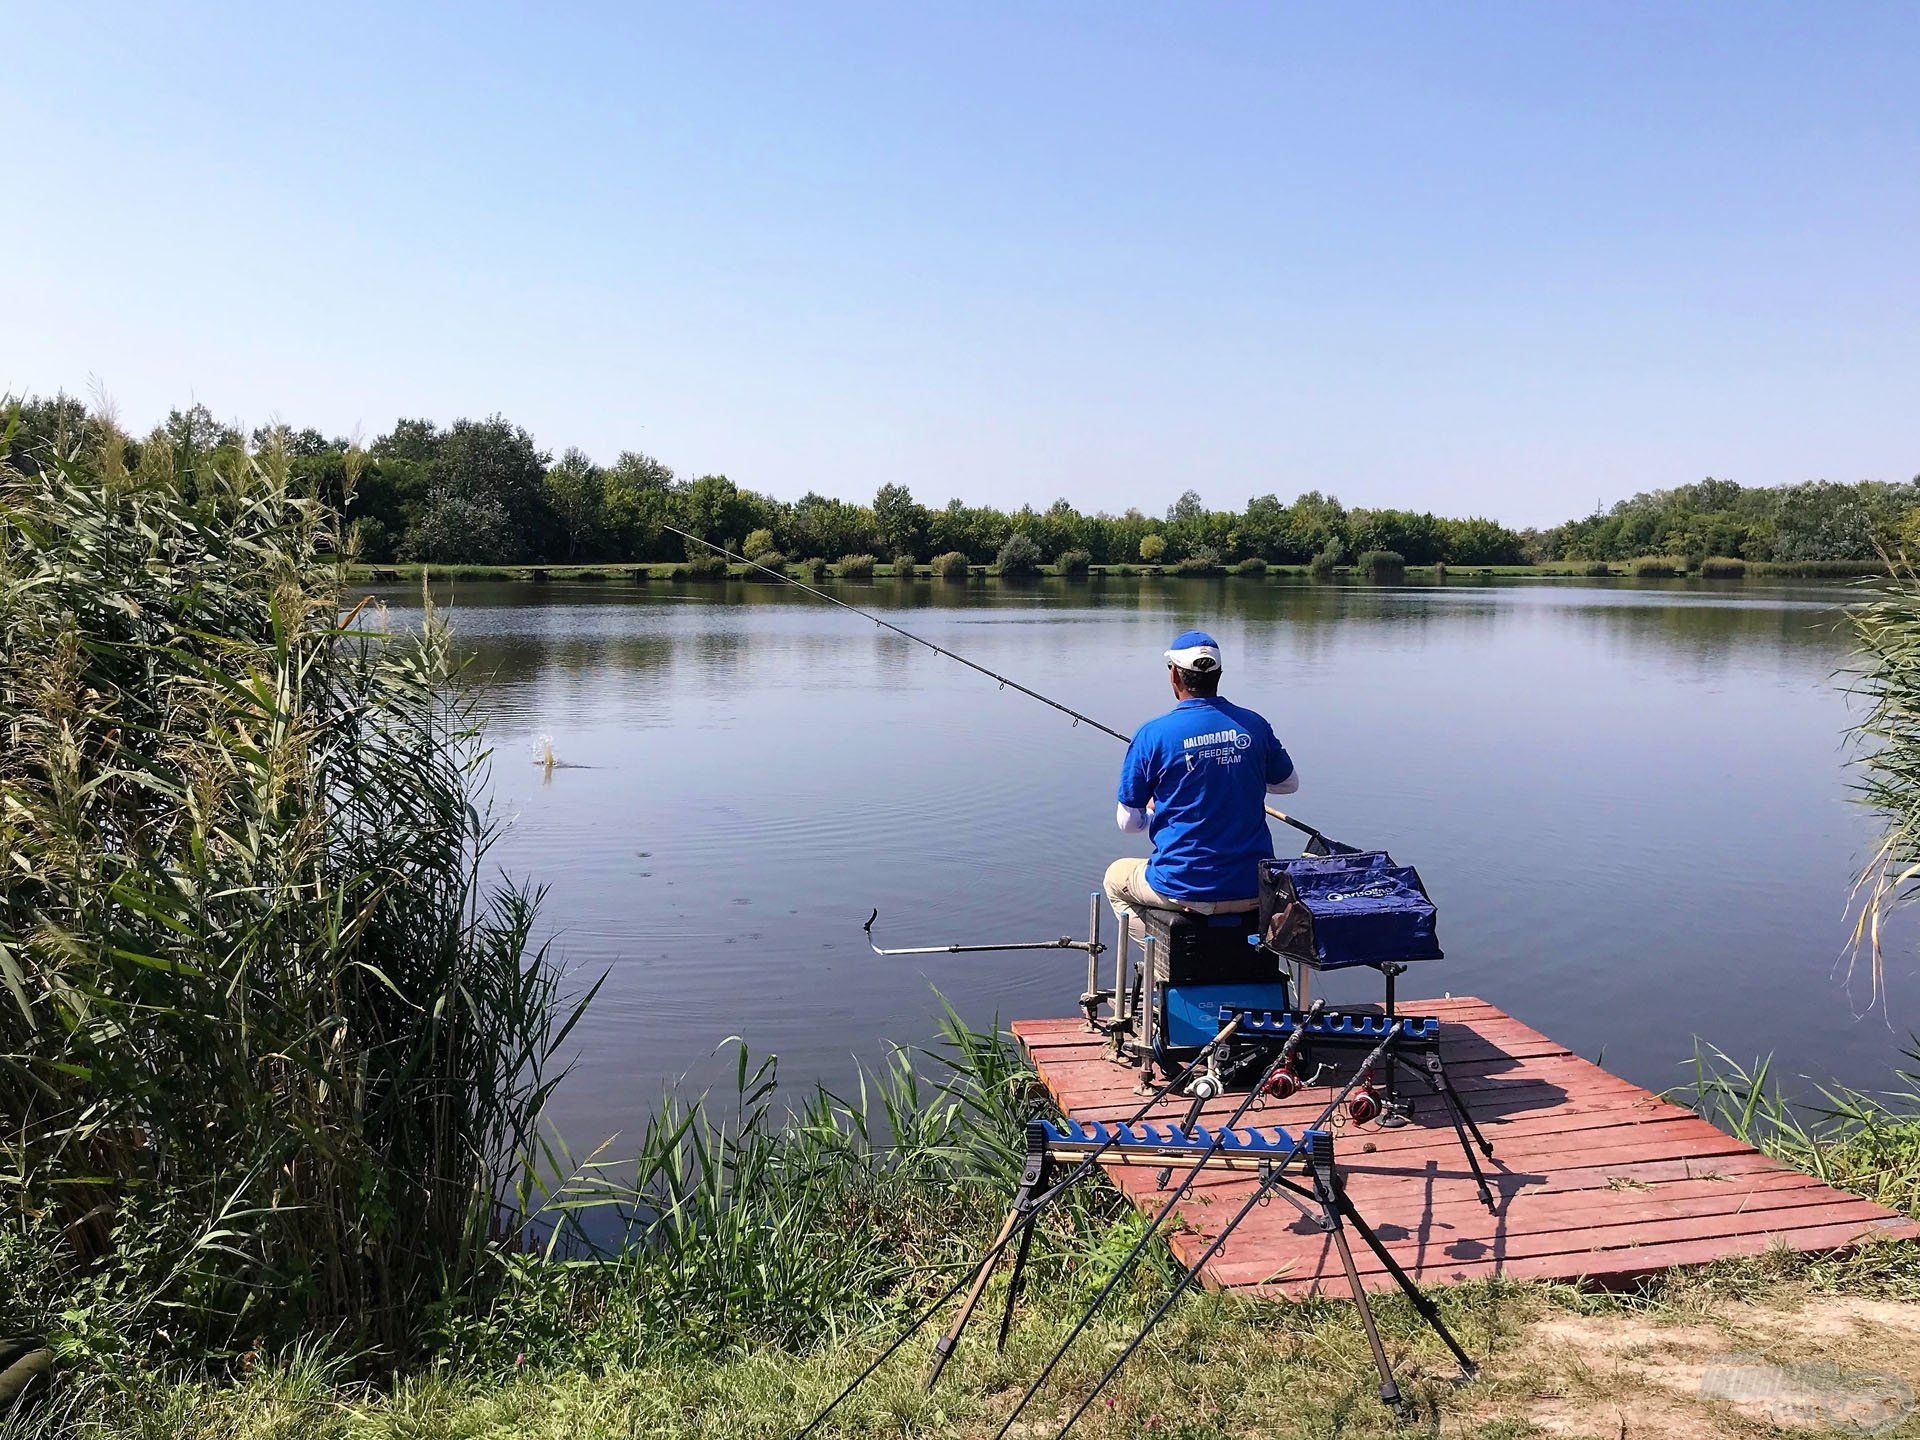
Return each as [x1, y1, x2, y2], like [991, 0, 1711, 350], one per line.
[1264, 718, 1298, 795]
[1116, 729, 1154, 831]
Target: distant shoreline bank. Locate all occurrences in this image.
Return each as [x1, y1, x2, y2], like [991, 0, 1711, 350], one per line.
[350, 558, 1888, 586]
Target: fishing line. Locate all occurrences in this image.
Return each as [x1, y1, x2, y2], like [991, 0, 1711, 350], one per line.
[664, 527, 1339, 851]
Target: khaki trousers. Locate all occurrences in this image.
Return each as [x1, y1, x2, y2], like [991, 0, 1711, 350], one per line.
[1102, 857, 1259, 917]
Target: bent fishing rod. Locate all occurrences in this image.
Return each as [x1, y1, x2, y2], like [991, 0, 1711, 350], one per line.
[664, 526, 1341, 853]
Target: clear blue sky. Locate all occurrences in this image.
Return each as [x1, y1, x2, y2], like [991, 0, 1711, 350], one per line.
[6, 3, 1915, 526]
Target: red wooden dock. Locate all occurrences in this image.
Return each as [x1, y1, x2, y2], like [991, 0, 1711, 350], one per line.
[1012, 997, 1917, 1297]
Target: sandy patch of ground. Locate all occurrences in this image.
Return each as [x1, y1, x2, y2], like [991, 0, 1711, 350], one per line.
[1507, 1296, 1920, 1437]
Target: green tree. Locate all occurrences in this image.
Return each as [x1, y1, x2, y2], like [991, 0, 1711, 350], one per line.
[601, 451, 675, 558]
[1350, 508, 1441, 565]
[789, 492, 876, 560]
[402, 416, 551, 564]
[1103, 508, 1152, 566]
[163, 403, 241, 458]
[1139, 533, 1167, 563]
[1238, 493, 1289, 561]
[997, 531, 1043, 576]
[375, 417, 443, 465]
[543, 447, 605, 559]
[1436, 516, 1526, 565]
[679, 474, 764, 554]
[1, 392, 91, 476]
[871, 483, 927, 559]
[1284, 491, 1348, 562]
[1772, 482, 1876, 562]
[927, 498, 1009, 562]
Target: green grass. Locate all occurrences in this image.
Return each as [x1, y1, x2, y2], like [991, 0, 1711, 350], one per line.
[1682, 1041, 1920, 1218]
[12, 1022, 1920, 1439]
[18, 1243, 1920, 1440]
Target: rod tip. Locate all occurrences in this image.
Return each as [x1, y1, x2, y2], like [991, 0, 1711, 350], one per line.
[864, 908, 878, 935]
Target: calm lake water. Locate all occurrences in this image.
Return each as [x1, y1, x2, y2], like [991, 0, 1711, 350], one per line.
[372, 576, 1918, 1146]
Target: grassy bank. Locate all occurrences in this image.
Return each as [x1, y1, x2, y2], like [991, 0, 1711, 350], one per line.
[27, 1250, 1920, 1440]
[351, 558, 1892, 586]
[9, 1031, 1920, 1440]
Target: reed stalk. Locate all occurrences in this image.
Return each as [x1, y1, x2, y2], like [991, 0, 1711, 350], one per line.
[0, 411, 585, 1363]
[1846, 556, 1920, 1006]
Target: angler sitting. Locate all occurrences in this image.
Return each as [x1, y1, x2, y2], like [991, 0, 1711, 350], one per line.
[1105, 630, 1297, 920]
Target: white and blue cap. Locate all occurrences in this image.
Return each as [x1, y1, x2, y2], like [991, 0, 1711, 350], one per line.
[1164, 630, 1222, 673]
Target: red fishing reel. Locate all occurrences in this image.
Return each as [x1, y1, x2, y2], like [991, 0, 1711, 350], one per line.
[1263, 1065, 1301, 1100]
[1346, 1073, 1384, 1127]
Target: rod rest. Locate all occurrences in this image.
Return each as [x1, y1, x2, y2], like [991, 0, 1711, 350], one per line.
[1039, 1118, 1327, 1155]
[1221, 1007, 1441, 1041]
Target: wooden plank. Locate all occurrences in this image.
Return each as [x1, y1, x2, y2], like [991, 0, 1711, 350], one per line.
[1015, 997, 1918, 1296]
[1198, 1177, 1880, 1262]
[1197, 1196, 1905, 1286]
[1248, 1216, 1920, 1298]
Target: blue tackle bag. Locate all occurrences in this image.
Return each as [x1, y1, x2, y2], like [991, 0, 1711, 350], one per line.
[1257, 852, 1442, 970]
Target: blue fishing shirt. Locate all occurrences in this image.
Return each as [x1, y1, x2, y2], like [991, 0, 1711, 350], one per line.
[1117, 696, 1295, 902]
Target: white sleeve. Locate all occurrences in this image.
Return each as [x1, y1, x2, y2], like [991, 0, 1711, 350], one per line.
[1116, 801, 1148, 832]
[1267, 767, 1300, 796]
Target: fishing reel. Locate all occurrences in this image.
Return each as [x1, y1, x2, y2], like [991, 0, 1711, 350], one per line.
[1263, 1065, 1300, 1100]
[1345, 1072, 1384, 1127]
[1261, 1058, 1328, 1100]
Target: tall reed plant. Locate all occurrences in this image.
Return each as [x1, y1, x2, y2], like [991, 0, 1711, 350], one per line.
[0, 413, 585, 1363]
[1847, 556, 1920, 1003]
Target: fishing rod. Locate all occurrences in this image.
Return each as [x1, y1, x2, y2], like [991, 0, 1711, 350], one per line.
[986, 1024, 1403, 1440]
[664, 526, 1343, 854]
[1153, 999, 1324, 1190]
[788, 1016, 1249, 1439]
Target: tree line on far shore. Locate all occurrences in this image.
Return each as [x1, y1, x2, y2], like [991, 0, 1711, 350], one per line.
[8, 394, 1917, 571]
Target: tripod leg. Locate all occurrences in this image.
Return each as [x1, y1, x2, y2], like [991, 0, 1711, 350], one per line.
[1327, 1208, 1410, 1417]
[1416, 1052, 1495, 1211]
[926, 1203, 1018, 1390]
[995, 1209, 1040, 1352]
[1443, 1067, 1495, 1156]
[1337, 1189, 1479, 1381]
[1445, 1096, 1495, 1211]
[1309, 1133, 1410, 1418]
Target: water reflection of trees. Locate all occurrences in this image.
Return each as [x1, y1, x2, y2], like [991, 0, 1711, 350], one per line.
[378, 578, 1851, 714]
